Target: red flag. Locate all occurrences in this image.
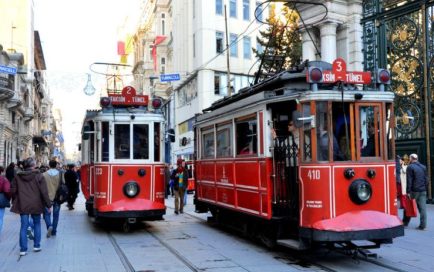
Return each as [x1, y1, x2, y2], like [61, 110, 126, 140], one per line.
[117, 41, 125, 55]
[152, 36, 166, 71]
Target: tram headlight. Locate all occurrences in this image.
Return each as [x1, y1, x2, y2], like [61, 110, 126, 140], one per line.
[349, 179, 372, 205]
[123, 181, 140, 198]
[367, 169, 376, 179]
[344, 168, 355, 179]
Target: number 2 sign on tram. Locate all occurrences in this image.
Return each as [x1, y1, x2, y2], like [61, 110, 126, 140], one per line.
[109, 86, 148, 106]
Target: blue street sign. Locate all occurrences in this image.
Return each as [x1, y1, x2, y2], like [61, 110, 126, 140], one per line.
[0, 65, 17, 75]
[160, 73, 180, 82]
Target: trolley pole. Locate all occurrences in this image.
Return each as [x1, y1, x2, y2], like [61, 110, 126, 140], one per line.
[224, 5, 232, 97]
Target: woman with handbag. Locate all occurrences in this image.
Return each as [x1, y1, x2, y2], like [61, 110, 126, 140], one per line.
[0, 166, 11, 235]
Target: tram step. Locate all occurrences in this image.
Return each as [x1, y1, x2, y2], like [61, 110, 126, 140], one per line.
[277, 239, 308, 250]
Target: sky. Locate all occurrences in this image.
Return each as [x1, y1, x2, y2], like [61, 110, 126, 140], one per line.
[34, 0, 140, 159]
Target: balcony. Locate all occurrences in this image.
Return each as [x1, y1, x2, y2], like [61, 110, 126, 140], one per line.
[23, 107, 34, 121]
[0, 74, 14, 101]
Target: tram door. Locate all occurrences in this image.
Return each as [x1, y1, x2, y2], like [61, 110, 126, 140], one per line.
[270, 102, 299, 221]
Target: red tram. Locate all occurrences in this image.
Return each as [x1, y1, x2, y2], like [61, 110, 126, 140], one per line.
[80, 87, 166, 231]
[194, 59, 404, 250]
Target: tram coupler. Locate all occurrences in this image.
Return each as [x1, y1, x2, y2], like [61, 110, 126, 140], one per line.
[357, 248, 377, 259]
[127, 218, 137, 224]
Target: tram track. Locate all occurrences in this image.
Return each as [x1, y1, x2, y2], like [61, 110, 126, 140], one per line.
[176, 206, 407, 272]
[107, 224, 200, 272]
[107, 231, 136, 272]
[146, 229, 200, 272]
[106, 205, 407, 272]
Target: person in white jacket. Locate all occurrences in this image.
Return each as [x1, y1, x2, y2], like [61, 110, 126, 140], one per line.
[42, 160, 64, 237]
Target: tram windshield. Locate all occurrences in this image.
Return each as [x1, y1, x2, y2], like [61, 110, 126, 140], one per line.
[300, 101, 386, 162]
[113, 123, 149, 160]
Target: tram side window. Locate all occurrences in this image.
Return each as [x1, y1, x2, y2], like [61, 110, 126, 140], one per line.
[216, 125, 232, 157]
[115, 124, 130, 159]
[360, 105, 380, 157]
[102, 122, 109, 162]
[316, 102, 329, 161]
[202, 131, 215, 159]
[302, 103, 312, 162]
[154, 123, 160, 161]
[332, 102, 351, 161]
[89, 122, 95, 162]
[236, 118, 257, 155]
[134, 124, 149, 160]
[386, 103, 395, 160]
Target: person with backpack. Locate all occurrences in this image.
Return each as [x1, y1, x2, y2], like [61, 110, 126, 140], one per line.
[42, 160, 64, 237]
[10, 157, 51, 256]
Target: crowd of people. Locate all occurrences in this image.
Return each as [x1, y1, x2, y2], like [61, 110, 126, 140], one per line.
[0, 157, 80, 256]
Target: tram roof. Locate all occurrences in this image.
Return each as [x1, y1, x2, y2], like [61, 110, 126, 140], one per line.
[197, 61, 394, 124]
[83, 107, 164, 122]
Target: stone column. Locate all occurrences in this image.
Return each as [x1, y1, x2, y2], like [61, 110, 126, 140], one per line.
[301, 29, 317, 62]
[320, 22, 338, 63]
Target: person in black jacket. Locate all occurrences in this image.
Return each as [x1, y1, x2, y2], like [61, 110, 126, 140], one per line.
[64, 164, 79, 210]
[403, 154, 428, 230]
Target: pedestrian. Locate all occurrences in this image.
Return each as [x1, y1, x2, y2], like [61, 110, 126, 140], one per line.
[0, 166, 11, 235]
[64, 164, 79, 210]
[164, 163, 171, 199]
[403, 154, 428, 230]
[171, 159, 189, 214]
[42, 159, 63, 237]
[5, 162, 16, 183]
[10, 157, 52, 256]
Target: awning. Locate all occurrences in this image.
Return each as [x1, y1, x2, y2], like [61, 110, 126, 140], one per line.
[33, 135, 47, 146]
[174, 147, 193, 156]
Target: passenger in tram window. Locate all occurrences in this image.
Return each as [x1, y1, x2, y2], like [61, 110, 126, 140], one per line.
[318, 122, 345, 161]
[272, 121, 299, 166]
[361, 122, 376, 156]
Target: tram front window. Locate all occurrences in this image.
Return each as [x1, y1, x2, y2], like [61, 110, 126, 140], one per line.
[115, 124, 130, 159]
[133, 124, 149, 160]
[360, 105, 381, 157]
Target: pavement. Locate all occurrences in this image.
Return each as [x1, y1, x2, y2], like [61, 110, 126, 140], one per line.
[1, 193, 434, 271]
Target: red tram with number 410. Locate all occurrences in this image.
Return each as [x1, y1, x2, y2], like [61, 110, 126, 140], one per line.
[80, 86, 166, 231]
[194, 59, 404, 251]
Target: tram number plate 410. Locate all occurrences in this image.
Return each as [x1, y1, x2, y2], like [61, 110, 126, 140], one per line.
[307, 169, 321, 180]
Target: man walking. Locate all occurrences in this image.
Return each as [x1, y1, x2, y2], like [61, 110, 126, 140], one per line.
[10, 157, 51, 256]
[171, 159, 189, 214]
[403, 154, 428, 230]
[43, 160, 63, 237]
[64, 164, 79, 210]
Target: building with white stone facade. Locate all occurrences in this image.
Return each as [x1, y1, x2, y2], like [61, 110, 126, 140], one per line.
[298, 1, 364, 71]
[128, 0, 364, 164]
[0, 0, 63, 167]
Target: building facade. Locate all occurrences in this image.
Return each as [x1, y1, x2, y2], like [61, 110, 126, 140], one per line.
[0, 0, 62, 167]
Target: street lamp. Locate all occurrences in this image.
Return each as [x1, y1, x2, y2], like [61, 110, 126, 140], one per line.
[83, 73, 96, 96]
